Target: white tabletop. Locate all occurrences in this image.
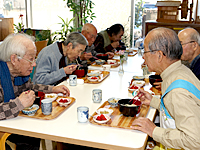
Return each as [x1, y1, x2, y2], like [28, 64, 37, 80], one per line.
[0, 55, 156, 150]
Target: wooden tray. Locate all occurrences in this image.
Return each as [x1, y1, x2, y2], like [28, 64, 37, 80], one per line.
[89, 101, 150, 130]
[90, 59, 120, 68]
[115, 51, 138, 57]
[19, 96, 75, 120]
[83, 70, 110, 84]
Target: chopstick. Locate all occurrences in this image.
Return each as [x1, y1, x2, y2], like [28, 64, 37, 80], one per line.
[76, 59, 80, 69]
[129, 91, 144, 104]
[93, 56, 99, 60]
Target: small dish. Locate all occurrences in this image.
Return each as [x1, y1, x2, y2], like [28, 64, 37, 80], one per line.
[132, 76, 145, 80]
[96, 108, 113, 116]
[93, 114, 110, 124]
[95, 59, 105, 65]
[107, 59, 116, 65]
[22, 104, 39, 116]
[87, 72, 100, 77]
[56, 98, 71, 107]
[107, 97, 120, 107]
[87, 76, 99, 82]
[45, 93, 58, 101]
[129, 81, 145, 92]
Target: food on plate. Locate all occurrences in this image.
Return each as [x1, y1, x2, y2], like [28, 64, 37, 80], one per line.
[96, 114, 107, 121]
[100, 110, 109, 114]
[109, 99, 119, 103]
[91, 76, 98, 80]
[130, 85, 139, 89]
[122, 103, 137, 107]
[59, 98, 69, 103]
[46, 95, 55, 98]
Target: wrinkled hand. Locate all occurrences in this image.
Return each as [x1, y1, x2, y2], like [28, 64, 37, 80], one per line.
[64, 65, 77, 74]
[153, 82, 162, 90]
[106, 52, 114, 59]
[138, 89, 152, 106]
[18, 90, 35, 108]
[130, 117, 156, 137]
[52, 85, 70, 97]
[111, 41, 119, 49]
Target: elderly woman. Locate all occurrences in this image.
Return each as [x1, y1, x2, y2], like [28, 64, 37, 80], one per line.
[131, 27, 200, 150]
[0, 33, 70, 150]
[33, 32, 88, 85]
[93, 23, 125, 58]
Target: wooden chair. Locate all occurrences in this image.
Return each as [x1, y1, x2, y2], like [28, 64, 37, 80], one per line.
[35, 39, 49, 57]
[0, 132, 16, 150]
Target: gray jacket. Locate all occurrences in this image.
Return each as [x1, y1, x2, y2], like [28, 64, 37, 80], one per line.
[33, 42, 67, 85]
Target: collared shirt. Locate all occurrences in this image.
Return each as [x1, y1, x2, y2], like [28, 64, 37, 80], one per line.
[151, 60, 200, 150]
[190, 54, 200, 80]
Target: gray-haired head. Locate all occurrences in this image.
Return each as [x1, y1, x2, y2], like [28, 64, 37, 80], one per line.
[63, 32, 88, 48]
[147, 27, 182, 60]
[0, 33, 35, 62]
[179, 27, 200, 46]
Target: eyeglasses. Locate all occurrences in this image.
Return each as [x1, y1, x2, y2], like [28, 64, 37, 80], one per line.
[87, 31, 96, 39]
[141, 49, 160, 56]
[17, 56, 37, 65]
[181, 41, 195, 46]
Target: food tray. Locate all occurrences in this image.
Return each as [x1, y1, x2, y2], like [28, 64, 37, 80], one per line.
[115, 51, 138, 57]
[83, 70, 110, 84]
[91, 59, 120, 68]
[89, 101, 150, 130]
[19, 96, 75, 120]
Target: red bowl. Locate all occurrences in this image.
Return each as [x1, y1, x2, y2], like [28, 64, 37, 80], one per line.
[96, 53, 109, 61]
[74, 69, 85, 78]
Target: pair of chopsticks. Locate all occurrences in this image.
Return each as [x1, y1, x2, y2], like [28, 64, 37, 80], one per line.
[76, 59, 80, 69]
[129, 91, 144, 104]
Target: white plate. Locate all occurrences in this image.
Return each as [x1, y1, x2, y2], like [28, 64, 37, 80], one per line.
[45, 93, 58, 101]
[87, 76, 99, 82]
[132, 76, 145, 80]
[87, 72, 100, 77]
[93, 114, 110, 124]
[56, 98, 71, 107]
[96, 108, 113, 116]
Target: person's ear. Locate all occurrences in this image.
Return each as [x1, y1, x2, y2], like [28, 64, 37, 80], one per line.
[157, 51, 163, 62]
[10, 54, 18, 65]
[67, 43, 73, 50]
[193, 41, 198, 51]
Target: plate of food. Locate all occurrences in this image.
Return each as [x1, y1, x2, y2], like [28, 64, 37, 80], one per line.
[93, 114, 110, 124]
[107, 97, 120, 107]
[107, 59, 117, 65]
[45, 93, 58, 101]
[87, 76, 99, 82]
[87, 72, 100, 77]
[96, 108, 113, 116]
[22, 104, 39, 116]
[132, 75, 145, 80]
[129, 81, 145, 92]
[56, 98, 71, 107]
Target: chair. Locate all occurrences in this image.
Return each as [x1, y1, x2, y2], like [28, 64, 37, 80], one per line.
[0, 132, 16, 150]
[35, 39, 49, 57]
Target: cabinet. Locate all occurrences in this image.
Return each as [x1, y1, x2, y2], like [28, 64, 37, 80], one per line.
[145, 21, 200, 36]
[0, 18, 14, 41]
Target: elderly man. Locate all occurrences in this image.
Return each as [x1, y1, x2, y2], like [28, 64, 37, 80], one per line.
[178, 27, 200, 80]
[33, 32, 88, 85]
[0, 33, 70, 149]
[131, 27, 200, 150]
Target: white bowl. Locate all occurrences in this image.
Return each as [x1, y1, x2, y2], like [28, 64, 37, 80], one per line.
[132, 76, 145, 80]
[93, 114, 110, 124]
[87, 76, 99, 82]
[129, 81, 145, 92]
[107, 59, 116, 65]
[96, 108, 113, 116]
[87, 72, 100, 77]
[22, 104, 39, 116]
[107, 97, 120, 107]
[45, 93, 58, 101]
[56, 98, 71, 107]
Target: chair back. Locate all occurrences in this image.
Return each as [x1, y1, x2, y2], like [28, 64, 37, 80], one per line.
[0, 132, 14, 150]
[35, 39, 49, 56]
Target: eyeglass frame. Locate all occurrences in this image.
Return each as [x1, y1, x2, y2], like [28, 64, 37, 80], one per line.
[141, 49, 166, 56]
[17, 55, 37, 65]
[181, 41, 195, 46]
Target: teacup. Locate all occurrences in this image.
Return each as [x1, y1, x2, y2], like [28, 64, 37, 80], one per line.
[102, 65, 111, 71]
[41, 99, 52, 115]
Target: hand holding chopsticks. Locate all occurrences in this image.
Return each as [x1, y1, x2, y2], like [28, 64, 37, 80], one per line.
[128, 91, 144, 105]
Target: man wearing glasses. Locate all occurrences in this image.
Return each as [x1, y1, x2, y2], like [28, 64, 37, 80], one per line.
[131, 27, 200, 150]
[178, 27, 200, 80]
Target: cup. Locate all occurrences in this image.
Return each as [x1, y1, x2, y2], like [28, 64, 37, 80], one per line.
[92, 89, 102, 103]
[41, 99, 52, 115]
[102, 65, 111, 71]
[69, 75, 77, 86]
[77, 106, 89, 123]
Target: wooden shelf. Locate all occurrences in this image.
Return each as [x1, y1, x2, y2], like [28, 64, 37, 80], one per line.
[0, 18, 13, 41]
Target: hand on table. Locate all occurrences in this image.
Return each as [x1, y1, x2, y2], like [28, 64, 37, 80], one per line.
[138, 88, 152, 106]
[64, 65, 77, 74]
[19, 90, 35, 108]
[106, 52, 114, 59]
[130, 117, 156, 137]
[52, 85, 70, 97]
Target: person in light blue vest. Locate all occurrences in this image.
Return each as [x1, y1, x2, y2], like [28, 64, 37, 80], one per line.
[131, 27, 200, 150]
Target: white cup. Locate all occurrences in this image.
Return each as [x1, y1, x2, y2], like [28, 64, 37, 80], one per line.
[41, 99, 52, 115]
[102, 65, 111, 71]
[77, 106, 89, 123]
[69, 75, 77, 86]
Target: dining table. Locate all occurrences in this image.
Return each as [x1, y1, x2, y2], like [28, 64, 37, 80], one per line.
[0, 53, 157, 150]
